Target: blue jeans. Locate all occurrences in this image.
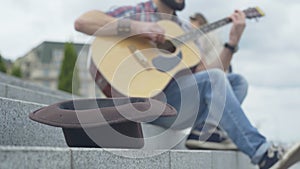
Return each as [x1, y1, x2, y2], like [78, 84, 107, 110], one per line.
[151, 69, 269, 164]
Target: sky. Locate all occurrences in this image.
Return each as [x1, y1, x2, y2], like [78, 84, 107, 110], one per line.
[1, 0, 300, 143]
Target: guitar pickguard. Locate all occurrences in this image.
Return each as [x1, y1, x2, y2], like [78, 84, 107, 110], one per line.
[152, 51, 183, 72]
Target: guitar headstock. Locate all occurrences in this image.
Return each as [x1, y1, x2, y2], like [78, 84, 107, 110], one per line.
[244, 7, 265, 19]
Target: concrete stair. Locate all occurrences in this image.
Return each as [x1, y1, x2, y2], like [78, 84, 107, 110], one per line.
[0, 72, 73, 99]
[0, 97, 67, 147]
[0, 82, 68, 105]
[0, 146, 256, 169]
[0, 74, 258, 169]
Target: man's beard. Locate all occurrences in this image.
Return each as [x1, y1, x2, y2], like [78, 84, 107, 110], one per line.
[161, 0, 185, 11]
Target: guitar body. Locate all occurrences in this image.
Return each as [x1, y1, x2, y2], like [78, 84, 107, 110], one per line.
[89, 7, 264, 98]
[90, 20, 201, 97]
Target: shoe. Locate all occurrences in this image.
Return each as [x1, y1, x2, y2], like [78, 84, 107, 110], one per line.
[259, 145, 284, 169]
[185, 124, 237, 150]
[259, 143, 300, 169]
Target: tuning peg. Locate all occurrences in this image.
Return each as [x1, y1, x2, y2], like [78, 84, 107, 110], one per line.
[255, 6, 266, 17]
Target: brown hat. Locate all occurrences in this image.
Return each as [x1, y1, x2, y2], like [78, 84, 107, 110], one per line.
[29, 97, 177, 148]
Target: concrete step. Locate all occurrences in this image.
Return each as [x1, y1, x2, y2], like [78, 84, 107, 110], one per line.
[0, 82, 67, 105]
[0, 146, 257, 169]
[141, 123, 190, 150]
[0, 96, 187, 149]
[0, 72, 73, 99]
[3, 97, 299, 169]
[0, 97, 67, 147]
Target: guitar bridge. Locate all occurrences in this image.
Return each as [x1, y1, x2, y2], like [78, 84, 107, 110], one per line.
[128, 45, 151, 69]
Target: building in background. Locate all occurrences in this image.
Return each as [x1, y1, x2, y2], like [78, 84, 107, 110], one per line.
[17, 41, 101, 97]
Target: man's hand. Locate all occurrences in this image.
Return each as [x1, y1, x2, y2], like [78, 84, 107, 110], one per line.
[228, 10, 246, 46]
[132, 21, 166, 43]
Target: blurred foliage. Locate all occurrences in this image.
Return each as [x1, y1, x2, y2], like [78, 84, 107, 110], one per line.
[57, 42, 80, 95]
[11, 65, 22, 78]
[0, 53, 7, 73]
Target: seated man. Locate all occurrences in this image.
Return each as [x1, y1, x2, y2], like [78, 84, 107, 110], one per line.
[75, 0, 300, 168]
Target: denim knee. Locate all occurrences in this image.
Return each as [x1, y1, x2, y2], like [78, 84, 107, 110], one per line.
[207, 69, 226, 77]
[236, 74, 249, 91]
[198, 69, 226, 82]
[228, 73, 249, 103]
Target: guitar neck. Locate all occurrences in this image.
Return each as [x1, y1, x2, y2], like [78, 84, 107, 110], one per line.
[167, 7, 265, 47]
[200, 17, 232, 34]
[171, 17, 232, 47]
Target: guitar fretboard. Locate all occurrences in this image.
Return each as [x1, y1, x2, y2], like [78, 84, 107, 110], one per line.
[171, 17, 232, 47]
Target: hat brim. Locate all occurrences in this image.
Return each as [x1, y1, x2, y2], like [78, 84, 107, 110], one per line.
[29, 97, 177, 148]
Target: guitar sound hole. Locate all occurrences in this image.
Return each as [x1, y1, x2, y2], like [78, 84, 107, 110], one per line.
[157, 40, 176, 54]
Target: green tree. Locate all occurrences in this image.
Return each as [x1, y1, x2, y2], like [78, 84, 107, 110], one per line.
[58, 42, 80, 95]
[11, 65, 22, 78]
[0, 53, 7, 73]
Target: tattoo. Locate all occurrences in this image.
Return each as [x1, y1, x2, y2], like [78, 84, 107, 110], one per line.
[117, 18, 131, 36]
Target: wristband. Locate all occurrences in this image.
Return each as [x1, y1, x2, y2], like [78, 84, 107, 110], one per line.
[224, 42, 238, 53]
[117, 19, 131, 36]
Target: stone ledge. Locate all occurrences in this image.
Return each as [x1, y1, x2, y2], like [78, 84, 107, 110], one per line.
[0, 97, 67, 147]
[0, 82, 67, 105]
[0, 96, 189, 149]
[141, 123, 190, 150]
[0, 72, 73, 98]
[0, 146, 257, 169]
[0, 146, 71, 169]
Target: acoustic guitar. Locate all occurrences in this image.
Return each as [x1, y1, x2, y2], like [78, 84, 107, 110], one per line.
[89, 7, 265, 98]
